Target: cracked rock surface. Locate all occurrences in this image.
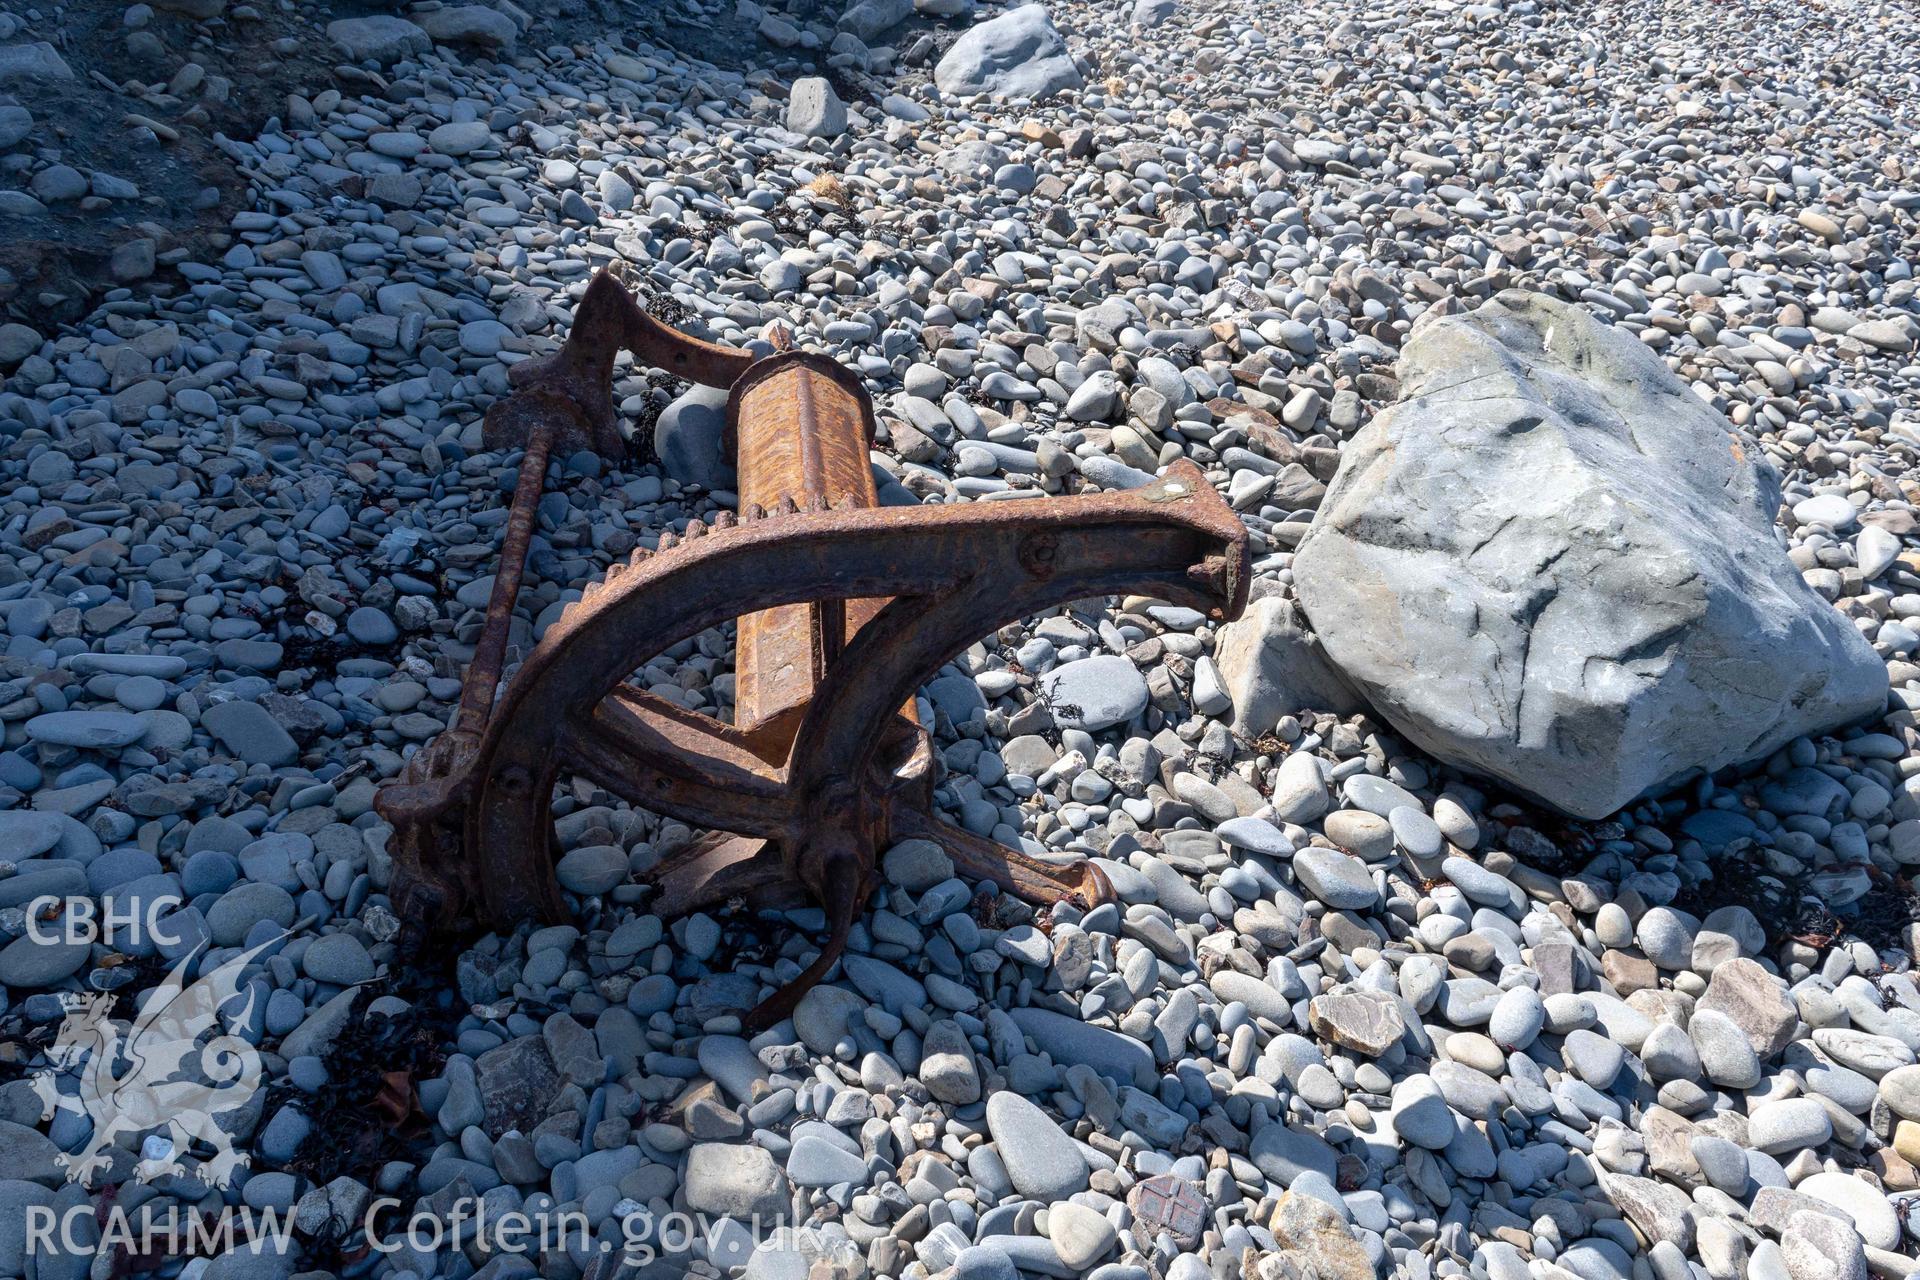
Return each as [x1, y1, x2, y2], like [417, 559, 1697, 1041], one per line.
[1294, 291, 1890, 819]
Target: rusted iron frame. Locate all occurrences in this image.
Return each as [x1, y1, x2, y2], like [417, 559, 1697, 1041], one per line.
[377, 266, 1251, 1030]
[454, 467, 1244, 1026]
[480, 268, 756, 459]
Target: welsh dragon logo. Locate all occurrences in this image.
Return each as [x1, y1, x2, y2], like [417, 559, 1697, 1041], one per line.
[29, 938, 275, 1188]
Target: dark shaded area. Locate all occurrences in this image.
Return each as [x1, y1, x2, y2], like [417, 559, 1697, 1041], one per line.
[1672, 852, 1827, 945]
[1727, 867, 1920, 958]
[264, 607, 411, 683]
[0, 2, 336, 325]
[268, 964, 460, 1269]
[0, 0, 880, 329]
[1479, 788, 1912, 958]
[1677, 856, 1918, 959]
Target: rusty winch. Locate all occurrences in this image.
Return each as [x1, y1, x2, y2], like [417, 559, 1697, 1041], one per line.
[376, 268, 1250, 1029]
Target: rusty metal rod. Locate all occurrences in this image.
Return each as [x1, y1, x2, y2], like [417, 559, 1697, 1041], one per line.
[453, 421, 556, 740]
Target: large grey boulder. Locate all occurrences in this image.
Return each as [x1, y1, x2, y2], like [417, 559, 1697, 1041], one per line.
[839, 0, 913, 41]
[415, 6, 518, 51]
[1293, 291, 1887, 819]
[326, 16, 429, 64]
[934, 5, 1083, 101]
[0, 42, 73, 83]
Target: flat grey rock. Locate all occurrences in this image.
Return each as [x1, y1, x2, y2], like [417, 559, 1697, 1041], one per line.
[206, 882, 296, 946]
[785, 1135, 868, 1187]
[685, 1143, 790, 1220]
[1211, 596, 1365, 735]
[26, 710, 149, 749]
[1248, 1121, 1338, 1185]
[1040, 655, 1147, 731]
[202, 701, 299, 767]
[1215, 816, 1293, 856]
[1291, 847, 1378, 910]
[0, 811, 64, 857]
[985, 1091, 1088, 1200]
[0, 932, 91, 988]
[1747, 1097, 1832, 1154]
[302, 933, 374, 985]
[1008, 1006, 1154, 1085]
[554, 845, 628, 895]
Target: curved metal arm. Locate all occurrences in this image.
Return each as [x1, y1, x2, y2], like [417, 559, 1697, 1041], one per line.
[482, 269, 756, 460]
